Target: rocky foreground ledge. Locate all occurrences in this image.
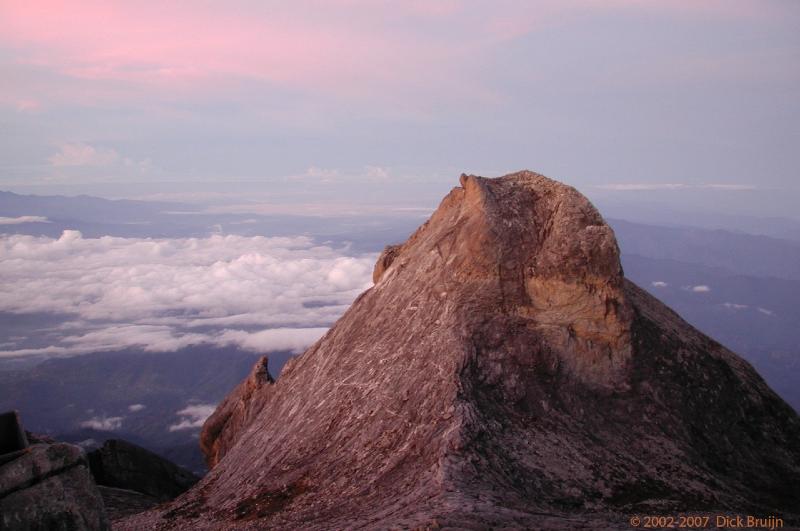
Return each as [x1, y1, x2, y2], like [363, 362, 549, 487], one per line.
[121, 171, 800, 530]
[0, 440, 109, 530]
[1, 409, 199, 530]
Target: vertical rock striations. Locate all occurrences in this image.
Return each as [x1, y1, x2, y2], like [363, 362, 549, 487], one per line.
[121, 171, 800, 530]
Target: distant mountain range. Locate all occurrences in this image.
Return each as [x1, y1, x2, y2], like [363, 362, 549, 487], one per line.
[0, 190, 420, 250]
[611, 218, 800, 281]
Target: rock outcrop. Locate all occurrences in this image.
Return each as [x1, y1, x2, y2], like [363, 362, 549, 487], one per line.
[87, 439, 199, 502]
[120, 171, 800, 530]
[0, 442, 109, 530]
[95, 485, 161, 523]
[200, 356, 274, 469]
[0, 411, 29, 467]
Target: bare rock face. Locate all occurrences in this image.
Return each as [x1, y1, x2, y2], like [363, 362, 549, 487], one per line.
[200, 356, 274, 469]
[379, 173, 634, 389]
[0, 442, 109, 531]
[121, 171, 800, 530]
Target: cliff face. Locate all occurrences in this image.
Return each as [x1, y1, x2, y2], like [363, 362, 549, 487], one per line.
[122, 171, 800, 530]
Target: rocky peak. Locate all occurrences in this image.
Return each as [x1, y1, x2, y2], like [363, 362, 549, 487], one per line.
[374, 171, 632, 387]
[377, 172, 624, 286]
[120, 171, 800, 530]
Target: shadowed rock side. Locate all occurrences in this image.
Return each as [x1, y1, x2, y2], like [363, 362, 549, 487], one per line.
[87, 439, 199, 501]
[200, 356, 274, 469]
[1, 442, 109, 530]
[120, 171, 800, 530]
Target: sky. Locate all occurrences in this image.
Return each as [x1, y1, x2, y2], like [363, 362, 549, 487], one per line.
[1, 1, 799, 366]
[1, 0, 799, 214]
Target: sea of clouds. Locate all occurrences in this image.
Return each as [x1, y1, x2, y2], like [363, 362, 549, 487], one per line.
[0, 230, 375, 358]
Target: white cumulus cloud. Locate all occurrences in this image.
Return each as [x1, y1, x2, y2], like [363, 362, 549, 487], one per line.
[128, 404, 146, 412]
[217, 327, 329, 354]
[80, 415, 124, 431]
[50, 142, 120, 167]
[723, 302, 748, 310]
[651, 281, 668, 288]
[0, 231, 375, 358]
[682, 284, 711, 293]
[0, 216, 50, 225]
[168, 403, 217, 431]
[364, 165, 391, 180]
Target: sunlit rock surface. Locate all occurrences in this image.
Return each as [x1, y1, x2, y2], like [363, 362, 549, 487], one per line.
[121, 171, 800, 530]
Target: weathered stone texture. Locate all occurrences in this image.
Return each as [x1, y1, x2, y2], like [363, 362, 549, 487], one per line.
[120, 171, 800, 530]
[0, 443, 109, 531]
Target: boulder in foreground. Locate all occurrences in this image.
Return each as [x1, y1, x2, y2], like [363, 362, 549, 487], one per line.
[1, 441, 109, 531]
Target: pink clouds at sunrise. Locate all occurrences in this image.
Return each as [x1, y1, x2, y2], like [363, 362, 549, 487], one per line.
[1, 0, 796, 196]
[0, 1, 485, 102]
[2, 2, 366, 83]
[0, 0, 776, 110]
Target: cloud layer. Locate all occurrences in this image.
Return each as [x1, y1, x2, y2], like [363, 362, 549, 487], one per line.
[0, 231, 374, 358]
[80, 415, 123, 431]
[597, 183, 757, 191]
[169, 404, 217, 432]
[0, 216, 50, 225]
